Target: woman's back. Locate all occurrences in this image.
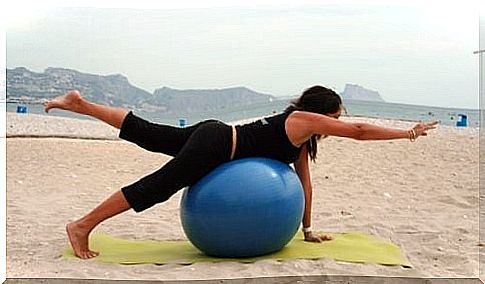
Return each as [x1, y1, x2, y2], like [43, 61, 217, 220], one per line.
[234, 112, 302, 164]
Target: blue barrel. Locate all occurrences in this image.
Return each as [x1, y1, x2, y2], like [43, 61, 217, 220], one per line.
[16, 105, 28, 113]
[456, 114, 468, 127]
[179, 118, 187, 128]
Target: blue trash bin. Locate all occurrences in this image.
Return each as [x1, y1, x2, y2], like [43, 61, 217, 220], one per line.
[16, 105, 28, 114]
[456, 114, 468, 127]
[179, 118, 187, 128]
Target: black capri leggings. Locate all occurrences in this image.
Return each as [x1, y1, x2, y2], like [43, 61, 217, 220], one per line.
[119, 111, 233, 212]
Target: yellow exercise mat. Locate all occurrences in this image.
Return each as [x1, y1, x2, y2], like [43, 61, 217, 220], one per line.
[62, 232, 412, 267]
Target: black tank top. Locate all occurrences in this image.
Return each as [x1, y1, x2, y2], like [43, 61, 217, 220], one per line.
[234, 112, 302, 164]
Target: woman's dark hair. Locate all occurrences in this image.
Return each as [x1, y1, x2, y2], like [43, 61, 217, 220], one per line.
[285, 85, 342, 162]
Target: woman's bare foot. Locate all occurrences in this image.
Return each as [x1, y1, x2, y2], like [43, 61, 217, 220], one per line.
[66, 221, 99, 259]
[44, 90, 85, 114]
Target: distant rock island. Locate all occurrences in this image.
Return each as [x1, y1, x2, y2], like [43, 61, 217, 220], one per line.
[6, 67, 385, 115]
[340, 84, 385, 102]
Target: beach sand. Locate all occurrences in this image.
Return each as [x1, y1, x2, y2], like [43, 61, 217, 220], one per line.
[5, 112, 480, 280]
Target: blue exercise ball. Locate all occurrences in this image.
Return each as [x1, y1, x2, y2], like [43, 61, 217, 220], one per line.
[180, 158, 304, 258]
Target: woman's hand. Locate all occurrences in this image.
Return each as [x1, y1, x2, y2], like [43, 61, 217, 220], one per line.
[304, 231, 332, 243]
[411, 121, 439, 138]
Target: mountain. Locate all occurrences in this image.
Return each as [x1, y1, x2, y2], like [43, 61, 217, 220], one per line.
[6, 67, 275, 115]
[340, 84, 385, 102]
[149, 86, 274, 115]
[7, 67, 385, 115]
[6, 67, 152, 108]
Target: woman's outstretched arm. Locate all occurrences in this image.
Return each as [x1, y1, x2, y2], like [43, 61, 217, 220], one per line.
[291, 111, 438, 141]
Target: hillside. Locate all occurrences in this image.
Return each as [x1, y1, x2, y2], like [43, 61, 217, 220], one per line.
[7, 67, 385, 116]
[6, 67, 275, 115]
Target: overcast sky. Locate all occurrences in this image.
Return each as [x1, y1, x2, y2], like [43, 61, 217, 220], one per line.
[5, 4, 480, 109]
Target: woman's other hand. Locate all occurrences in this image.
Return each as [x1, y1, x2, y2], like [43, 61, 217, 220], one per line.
[304, 231, 333, 243]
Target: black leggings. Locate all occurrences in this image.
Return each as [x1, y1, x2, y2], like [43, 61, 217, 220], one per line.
[119, 112, 233, 212]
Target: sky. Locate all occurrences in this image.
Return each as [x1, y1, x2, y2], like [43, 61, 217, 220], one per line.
[3, 1, 484, 109]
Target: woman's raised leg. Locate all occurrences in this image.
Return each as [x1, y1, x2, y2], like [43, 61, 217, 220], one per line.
[43, 90, 128, 129]
[44, 90, 197, 156]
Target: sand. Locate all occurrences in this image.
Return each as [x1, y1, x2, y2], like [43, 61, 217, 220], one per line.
[5, 112, 480, 280]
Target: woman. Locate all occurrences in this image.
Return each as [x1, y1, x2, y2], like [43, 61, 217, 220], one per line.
[44, 85, 437, 259]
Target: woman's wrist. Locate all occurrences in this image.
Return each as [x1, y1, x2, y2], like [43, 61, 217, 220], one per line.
[302, 226, 312, 233]
[302, 226, 312, 239]
[407, 128, 417, 142]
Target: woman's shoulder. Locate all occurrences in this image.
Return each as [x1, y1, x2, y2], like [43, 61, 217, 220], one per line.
[286, 110, 322, 122]
[285, 111, 337, 132]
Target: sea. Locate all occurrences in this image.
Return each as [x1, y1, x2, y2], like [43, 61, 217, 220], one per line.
[4, 99, 480, 128]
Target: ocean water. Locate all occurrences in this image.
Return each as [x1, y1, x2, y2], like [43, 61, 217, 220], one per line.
[4, 99, 480, 128]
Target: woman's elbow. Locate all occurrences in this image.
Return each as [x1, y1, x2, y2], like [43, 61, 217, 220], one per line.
[350, 124, 365, 140]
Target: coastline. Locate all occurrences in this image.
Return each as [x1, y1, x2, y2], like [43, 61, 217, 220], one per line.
[6, 112, 478, 140]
